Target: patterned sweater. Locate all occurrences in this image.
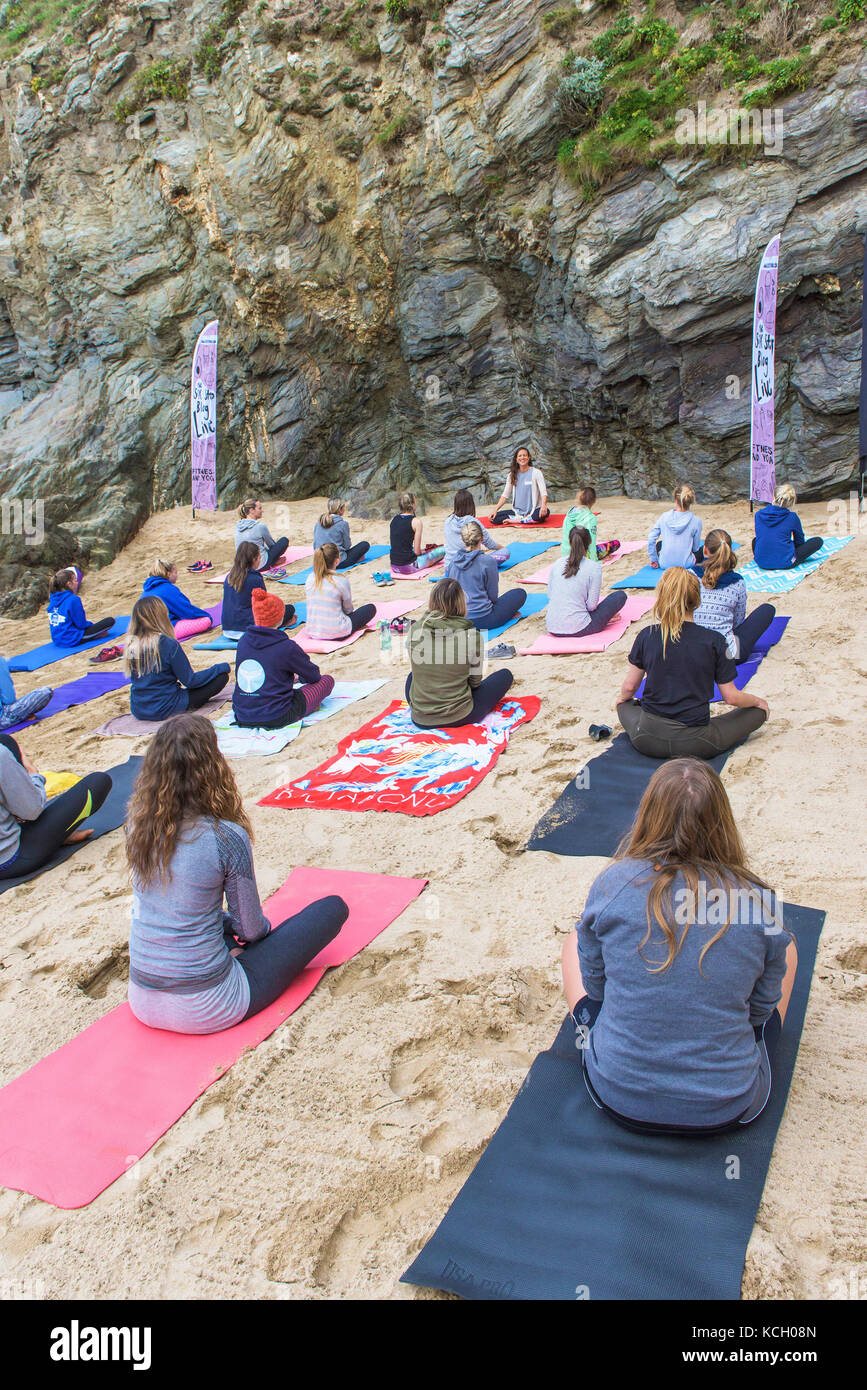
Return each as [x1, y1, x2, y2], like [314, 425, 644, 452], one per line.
[692, 568, 747, 646]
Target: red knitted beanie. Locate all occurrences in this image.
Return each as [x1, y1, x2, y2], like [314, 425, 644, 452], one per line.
[251, 588, 285, 628]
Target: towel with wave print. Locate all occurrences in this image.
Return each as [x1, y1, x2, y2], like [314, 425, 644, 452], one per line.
[258, 696, 539, 816]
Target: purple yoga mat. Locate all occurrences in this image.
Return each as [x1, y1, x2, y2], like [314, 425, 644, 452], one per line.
[0, 673, 130, 735]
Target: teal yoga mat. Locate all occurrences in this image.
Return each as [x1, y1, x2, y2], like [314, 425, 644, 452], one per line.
[278, 547, 390, 586]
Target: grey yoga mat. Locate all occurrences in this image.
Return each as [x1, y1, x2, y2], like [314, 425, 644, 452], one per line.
[402, 902, 824, 1301]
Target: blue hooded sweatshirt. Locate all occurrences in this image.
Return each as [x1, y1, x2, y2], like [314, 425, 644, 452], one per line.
[233, 626, 323, 728]
[753, 504, 805, 570]
[647, 509, 703, 569]
[221, 570, 266, 635]
[130, 635, 229, 721]
[141, 576, 209, 622]
[46, 589, 89, 647]
[449, 548, 500, 620]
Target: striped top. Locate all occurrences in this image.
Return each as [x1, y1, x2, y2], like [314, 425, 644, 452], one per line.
[304, 571, 354, 639]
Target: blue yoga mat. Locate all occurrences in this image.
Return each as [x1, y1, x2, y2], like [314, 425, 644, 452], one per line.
[634, 615, 789, 702]
[278, 546, 390, 586]
[193, 603, 307, 650]
[8, 618, 130, 673]
[483, 593, 548, 642]
[497, 541, 558, 572]
[612, 544, 742, 591]
[402, 903, 824, 1301]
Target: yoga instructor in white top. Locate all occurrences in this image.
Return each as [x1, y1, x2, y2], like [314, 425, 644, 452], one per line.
[491, 447, 549, 525]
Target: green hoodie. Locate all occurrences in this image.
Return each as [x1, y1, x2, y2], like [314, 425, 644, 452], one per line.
[561, 506, 598, 556]
[407, 613, 485, 727]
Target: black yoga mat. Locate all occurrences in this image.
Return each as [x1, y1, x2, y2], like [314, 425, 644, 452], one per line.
[402, 901, 824, 1301]
[0, 756, 142, 894]
[527, 733, 728, 860]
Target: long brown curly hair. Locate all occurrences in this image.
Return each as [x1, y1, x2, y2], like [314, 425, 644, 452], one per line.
[125, 714, 251, 886]
[509, 445, 533, 488]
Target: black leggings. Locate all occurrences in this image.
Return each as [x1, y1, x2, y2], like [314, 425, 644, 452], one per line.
[0, 746, 112, 879]
[349, 603, 377, 632]
[186, 669, 231, 710]
[237, 894, 349, 1018]
[491, 507, 549, 525]
[617, 699, 767, 759]
[404, 668, 514, 727]
[337, 542, 370, 569]
[550, 591, 627, 638]
[470, 588, 527, 631]
[266, 538, 290, 568]
[81, 617, 115, 642]
[733, 602, 776, 661]
[751, 536, 823, 566]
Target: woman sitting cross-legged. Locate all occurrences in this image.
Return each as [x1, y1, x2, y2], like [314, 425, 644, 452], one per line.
[546, 526, 627, 637]
[235, 497, 289, 572]
[233, 589, 334, 729]
[752, 482, 823, 570]
[125, 714, 349, 1035]
[450, 521, 527, 632]
[389, 492, 446, 574]
[617, 567, 768, 760]
[126, 596, 230, 721]
[490, 446, 549, 524]
[0, 654, 52, 732]
[221, 542, 295, 641]
[692, 529, 775, 661]
[443, 489, 510, 573]
[0, 732, 112, 881]
[561, 757, 797, 1134]
[46, 569, 114, 648]
[304, 544, 376, 641]
[142, 558, 211, 625]
[404, 578, 514, 728]
[313, 498, 370, 570]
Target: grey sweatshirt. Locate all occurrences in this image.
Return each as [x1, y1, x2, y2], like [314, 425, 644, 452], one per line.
[546, 555, 602, 635]
[449, 547, 500, 619]
[0, 744, 47, 869]
[128, 817, 270, 1034]
[234, 517, 276, 569]
[313, 516, 351, 561]
[443, 515, 499, 569]
[577, 857, 788, 1126]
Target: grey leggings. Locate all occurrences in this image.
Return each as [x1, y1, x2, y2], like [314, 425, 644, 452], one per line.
[617, 700, 767, 760]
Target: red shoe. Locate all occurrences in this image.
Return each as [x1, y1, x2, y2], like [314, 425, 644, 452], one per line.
[89, 645, 123, 663]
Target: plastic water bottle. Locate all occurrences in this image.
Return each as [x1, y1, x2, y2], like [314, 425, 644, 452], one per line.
[379, 621, 392, 653]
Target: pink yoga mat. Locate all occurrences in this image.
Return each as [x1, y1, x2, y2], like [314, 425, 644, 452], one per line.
[204, 548, 314, 583]
[0, 866, 427, 1208]
[523, 541, 644, 585]
[518, 594, 655, 655]
[95, 686, 236, 737]
[294, 599, 421, 653]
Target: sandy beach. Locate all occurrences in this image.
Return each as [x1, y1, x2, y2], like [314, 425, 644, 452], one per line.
[0, 493, 864, 1300]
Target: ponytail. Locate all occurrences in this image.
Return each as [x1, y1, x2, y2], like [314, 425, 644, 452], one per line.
[49, 569, 76, 594]
[312, 543, 340, 591]
[398, 493, 416, 514]
[319, 497, 344, 529]
[577, 486, 597, 508]
[460, 520, 483, 550]
[701, 529, 736, 591]
[673, 483, 695, 511]
[239, 497, 257, 519]
[563, 525, 590, 578]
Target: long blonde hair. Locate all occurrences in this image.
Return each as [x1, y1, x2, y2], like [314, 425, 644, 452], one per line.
[312, 542, 340, 591]
[319, 497, 344, 528]
[461, 520, 483, 550]
[701, 529, 736, 590]
[616, 758, 781, 974]
[125, 596, 176, 676]
[653, 567, 700, 655]
[673, 483, 695, 510]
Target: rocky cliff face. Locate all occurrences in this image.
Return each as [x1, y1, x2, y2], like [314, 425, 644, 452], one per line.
[0, 0, 865, 612]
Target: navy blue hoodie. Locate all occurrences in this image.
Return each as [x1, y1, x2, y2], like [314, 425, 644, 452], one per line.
[753, 504, 805, 569]
[221, 570, 266, 634]
[141, 576, 208, 622]
[130, 636, 229, 721]
[233, 626, 322, 728]
[46, 589, 89, 647]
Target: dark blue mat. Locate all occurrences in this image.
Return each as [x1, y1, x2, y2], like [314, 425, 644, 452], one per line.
[401, 902, 824, 1301]
[0, 756, 143, 894]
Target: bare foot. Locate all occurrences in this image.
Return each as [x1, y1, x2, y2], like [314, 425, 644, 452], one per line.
[63, 828, 94, 845]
